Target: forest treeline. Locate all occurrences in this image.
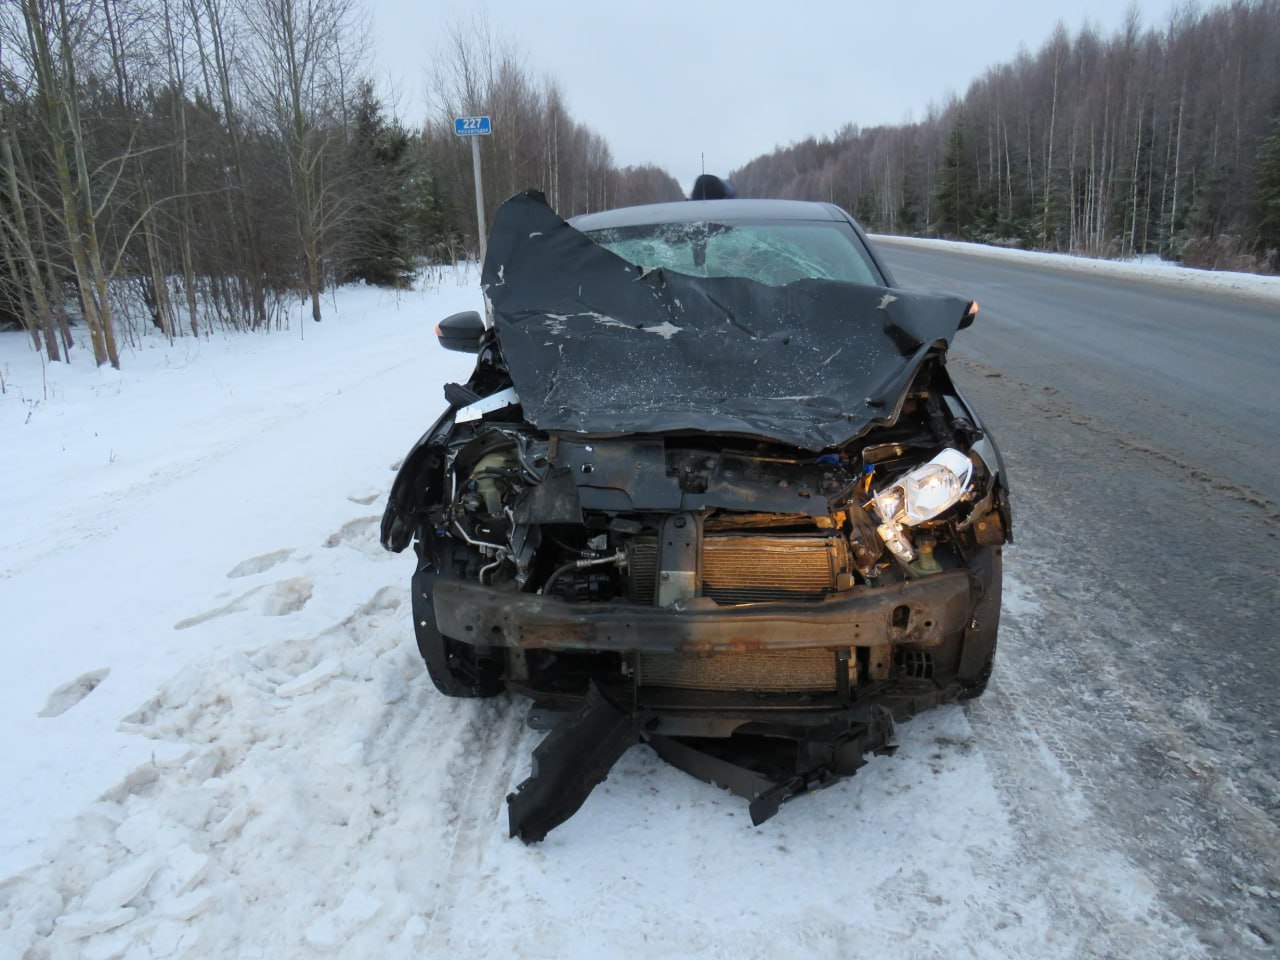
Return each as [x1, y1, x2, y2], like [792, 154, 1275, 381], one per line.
[0, 3, 681, 367]
[732, 0, 1280, 273]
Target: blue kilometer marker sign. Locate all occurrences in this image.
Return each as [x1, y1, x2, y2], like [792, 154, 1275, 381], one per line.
[455, 116, 492, 136]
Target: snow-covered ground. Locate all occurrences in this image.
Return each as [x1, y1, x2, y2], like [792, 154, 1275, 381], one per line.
[1, 272, 1207, 959]
[871, 234, 1280, 304]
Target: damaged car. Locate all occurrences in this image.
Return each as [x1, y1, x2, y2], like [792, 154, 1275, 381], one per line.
[381, 187, 1011, 842]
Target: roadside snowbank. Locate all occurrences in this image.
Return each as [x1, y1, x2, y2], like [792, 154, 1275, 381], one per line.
[871, 234, 1280, 304]
[0, 270, 481, 880]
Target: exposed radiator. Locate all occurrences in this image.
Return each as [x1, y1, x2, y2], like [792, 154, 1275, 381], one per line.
[626, 537, 658, 603]
[701, 534, 843, 604]
[638, 649, 838, 692]
[624, 532, 846, 605]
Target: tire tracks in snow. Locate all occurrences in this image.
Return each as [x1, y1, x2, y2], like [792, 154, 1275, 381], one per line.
[937, 329, 1280, 954]
[0, 354, 417, 583]
[422, 697, 528, 949]
[975, 567, 1279, 958]
[968, 680, 1206, 959]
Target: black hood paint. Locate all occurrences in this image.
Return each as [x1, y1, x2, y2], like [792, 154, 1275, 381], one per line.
[481, 191, 972, 452]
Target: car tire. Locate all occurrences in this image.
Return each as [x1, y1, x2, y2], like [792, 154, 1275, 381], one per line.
[957, 643, 996, 700]
[412, 566, 504, 698]
[422, 634, 505, 699]
[957, 546, 1001, 701]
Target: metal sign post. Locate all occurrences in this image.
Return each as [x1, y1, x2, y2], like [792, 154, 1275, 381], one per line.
[454, 116, 493, 265]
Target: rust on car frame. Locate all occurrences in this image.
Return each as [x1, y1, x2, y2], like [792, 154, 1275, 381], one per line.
[432, 572, 973, 655]
[683, 635, 768, 654]
[519, 621, 597, 649]
[513, 609, 950, 653]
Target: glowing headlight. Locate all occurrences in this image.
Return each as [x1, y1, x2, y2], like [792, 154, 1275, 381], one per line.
[872, 448, 974, 527]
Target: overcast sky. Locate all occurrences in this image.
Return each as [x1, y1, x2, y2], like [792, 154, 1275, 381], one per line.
[371, 0, 1183, 193]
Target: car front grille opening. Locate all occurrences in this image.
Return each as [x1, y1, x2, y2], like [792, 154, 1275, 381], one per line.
[626, 537, 659, 603]
[896, 648, 934, 680]
[637, 649, 838, 692]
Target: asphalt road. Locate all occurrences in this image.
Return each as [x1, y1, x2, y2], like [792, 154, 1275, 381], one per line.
[877, 240, 1280, 956]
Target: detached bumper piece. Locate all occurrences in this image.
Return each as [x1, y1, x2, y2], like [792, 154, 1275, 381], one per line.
[507, 684, 641, 843]
[649, 706, 897, 826]
[506, 685, 898, 843]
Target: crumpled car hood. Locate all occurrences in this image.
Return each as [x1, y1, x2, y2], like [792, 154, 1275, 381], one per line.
[481, 190, 973, 452]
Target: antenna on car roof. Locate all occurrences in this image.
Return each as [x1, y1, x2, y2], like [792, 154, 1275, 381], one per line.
[689, 174, 735, 201]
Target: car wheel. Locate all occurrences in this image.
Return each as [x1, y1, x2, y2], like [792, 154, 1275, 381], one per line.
[957, 643, 996, 700]
[411, 566, 504, 698]
[958, 546, 1001, 701]
[421, 634, 505, 699]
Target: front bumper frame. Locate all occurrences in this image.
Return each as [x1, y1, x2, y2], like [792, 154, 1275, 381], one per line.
[432, 568, 978, 654]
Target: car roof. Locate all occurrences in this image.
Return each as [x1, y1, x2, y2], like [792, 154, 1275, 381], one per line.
[570, 198, 845, 230]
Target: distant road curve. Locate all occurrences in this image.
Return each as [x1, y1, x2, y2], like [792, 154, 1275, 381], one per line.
[871, 234, 1280, 306]
[874, 238, 1278, 503]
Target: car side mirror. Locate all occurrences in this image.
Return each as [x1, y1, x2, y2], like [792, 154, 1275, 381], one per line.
[436, 310, 486, 353]
[959, 301, 979, 330]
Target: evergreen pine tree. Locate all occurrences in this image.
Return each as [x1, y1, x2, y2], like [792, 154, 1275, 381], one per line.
[854, 192, 875, 230]
[406, 154, 459, 261]
[344, 84, 416, 288]
[897, 194, 918, 235]
[1255, 116, 1280, 266]
[934, 120, 977, 238]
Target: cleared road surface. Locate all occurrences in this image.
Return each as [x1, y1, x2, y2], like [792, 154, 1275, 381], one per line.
[878, 239, 1280, 957]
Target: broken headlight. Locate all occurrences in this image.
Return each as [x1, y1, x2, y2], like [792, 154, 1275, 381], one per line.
[871, 448, 974, 562]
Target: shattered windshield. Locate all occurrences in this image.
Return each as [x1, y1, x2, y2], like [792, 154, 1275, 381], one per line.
[584, 220, 881, 287]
